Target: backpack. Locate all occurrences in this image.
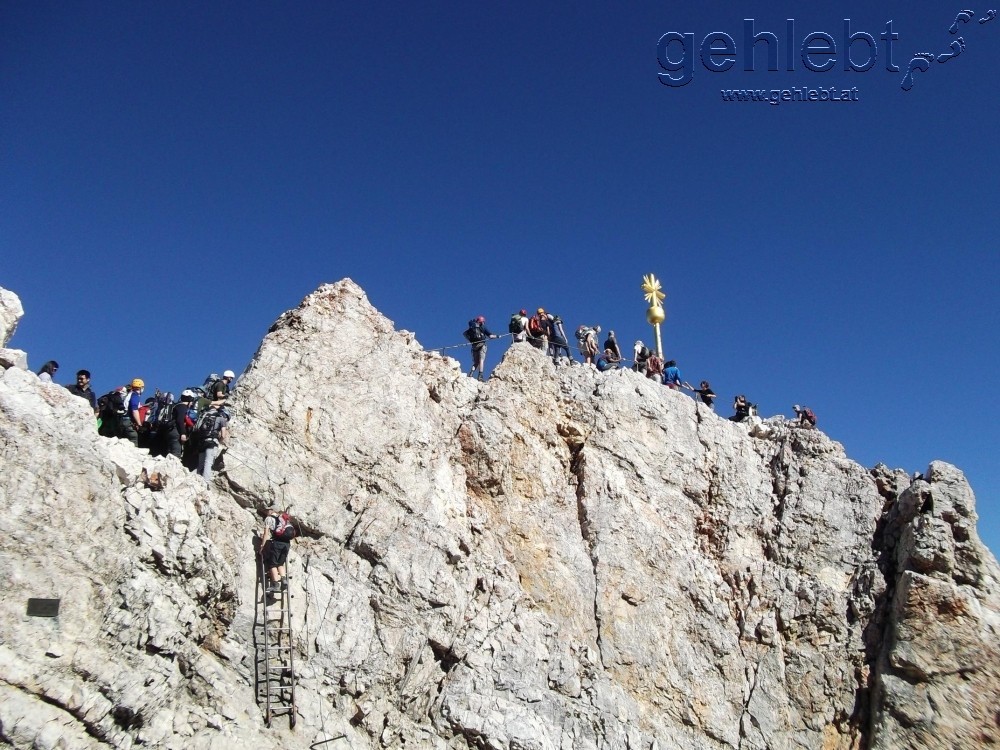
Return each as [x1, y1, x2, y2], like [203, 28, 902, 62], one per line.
[575, 326, 589, 343]
[97, 389, 126, 419]
[148, 391, 176, 431]
[463, 320, 485, 343]
[194, 407, 226, 441]
[202, 374, 227, 401]
[273, 512, 297, 541]
[647, 355, 664, 375]
[508, 314, 526, 335]
[802, 407, 816, 425]
[528, 315, 546, 336]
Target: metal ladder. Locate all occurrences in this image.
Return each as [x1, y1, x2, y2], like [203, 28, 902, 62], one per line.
[254, 553, 298, 728]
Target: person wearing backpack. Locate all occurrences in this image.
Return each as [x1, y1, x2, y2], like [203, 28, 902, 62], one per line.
[508, 309, 529, 343]
[181, 394, 202, 471]
[195, 406, 230, 482]
[261, 508, 297, 595]
[793, 404, 817, 428]
[526, 308, 550, 350]
[575, 325, 600, 365]
[464, 316, 498, 381]
[157, 390, 194, 459]
[119, 378, 145, 446]
[633, 341, 649, 373]
[207, 370, 236, 406]
[97, 386, 128, 438]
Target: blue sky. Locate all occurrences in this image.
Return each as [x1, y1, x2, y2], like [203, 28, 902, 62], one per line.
[3, 2, 997, 553]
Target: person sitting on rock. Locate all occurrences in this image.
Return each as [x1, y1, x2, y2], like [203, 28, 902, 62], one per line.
[36, 360, 59, 383]
[730, 394, 752, 422]
[603, 331, 622, 363]
[793, 404, 817, 428]
[596, 348, 618, 372]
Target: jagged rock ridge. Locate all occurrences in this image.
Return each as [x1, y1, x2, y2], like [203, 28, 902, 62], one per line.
[1, 280, 997, 749]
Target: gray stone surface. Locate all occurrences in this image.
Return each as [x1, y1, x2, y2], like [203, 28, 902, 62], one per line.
[0, 287, 27, 370]
[0, 280, 997, 749]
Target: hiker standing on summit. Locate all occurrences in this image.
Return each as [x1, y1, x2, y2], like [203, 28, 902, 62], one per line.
[508, 309, 529, 343]
[663, 360, 683, 390]
[123, 378, 145, 446]
[526, 308, 550, 350]
[66, 369, 98, 413]
[464, 316, 498, 381]
[548, 314, 573, 362]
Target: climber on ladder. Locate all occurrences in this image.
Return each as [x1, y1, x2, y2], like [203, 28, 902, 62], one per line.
[256, 508, 299, 728]
[262, 508, 297, 594]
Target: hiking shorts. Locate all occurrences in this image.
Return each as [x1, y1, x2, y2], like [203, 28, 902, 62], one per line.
[263, 540, 290, 570]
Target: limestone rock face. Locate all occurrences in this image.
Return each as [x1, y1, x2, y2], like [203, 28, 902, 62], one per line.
[1, 279, 998, 750]
[0, 287, 27, 370]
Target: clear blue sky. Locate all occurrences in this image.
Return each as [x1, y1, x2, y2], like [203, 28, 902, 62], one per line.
[3, 2, 997, 553]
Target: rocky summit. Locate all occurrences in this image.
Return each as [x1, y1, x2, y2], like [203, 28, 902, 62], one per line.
[1, 279, 998, 750]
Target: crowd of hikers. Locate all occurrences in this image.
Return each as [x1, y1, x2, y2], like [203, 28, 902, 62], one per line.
[462, 311, 818, 428]
[34, 309, 817, 483]
[38, 360, 236, 482]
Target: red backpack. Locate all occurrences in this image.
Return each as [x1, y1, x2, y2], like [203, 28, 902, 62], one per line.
[273, 513, 298, 541]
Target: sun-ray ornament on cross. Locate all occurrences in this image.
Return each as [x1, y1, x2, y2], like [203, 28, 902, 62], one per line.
[641, 273, 666, 358]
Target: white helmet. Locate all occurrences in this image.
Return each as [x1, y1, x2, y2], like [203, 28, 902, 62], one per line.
[223, 369, 236, 379]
